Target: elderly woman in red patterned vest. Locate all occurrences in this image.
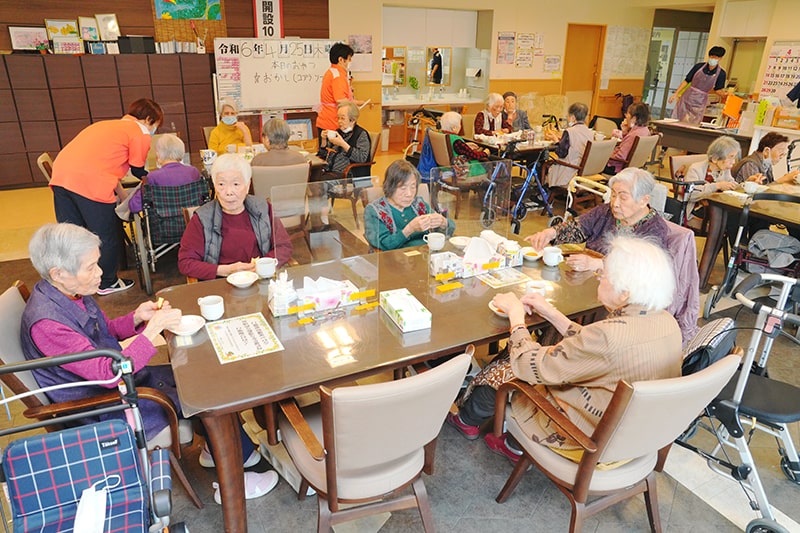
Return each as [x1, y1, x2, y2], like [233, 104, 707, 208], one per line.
[364, 160, 454, 251]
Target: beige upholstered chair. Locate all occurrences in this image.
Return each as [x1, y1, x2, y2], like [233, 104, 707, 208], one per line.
[329, 130, 381, 229]
[492, 354, 740, 533]
[271, 180, 312, 258]
[669, 153, 707, 182]
[461, 113, 477, 139]
[550, 138, 617, 181]
[202, 126, 215, 149]
[250, 161, 311, 201]
[592, 117, 618, 139]
[278, 348, 473, 532]
[428, 129, 453, 167]
[0, 282, 202, 509]
[428, 130, 489, 218]
[610, 134, 661, 171]
[36, 152, 54, 182]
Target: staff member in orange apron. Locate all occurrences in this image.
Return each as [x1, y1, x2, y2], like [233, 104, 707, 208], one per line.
[668, 46, 728, 125]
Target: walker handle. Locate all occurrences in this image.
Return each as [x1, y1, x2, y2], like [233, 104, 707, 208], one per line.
[734, 273, 800, 327]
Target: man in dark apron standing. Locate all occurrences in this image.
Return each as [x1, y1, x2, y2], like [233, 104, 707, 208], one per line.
[669, 46, 728, 125]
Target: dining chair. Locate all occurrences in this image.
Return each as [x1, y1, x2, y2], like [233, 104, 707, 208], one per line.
[550, 139, 617, 212]
[428, 130, 489, 218]
[181, 207, 201, 284]
[609, 134, 661, 171]
[592, 117, 618, 139]
[250, 161, 311, 201]
[271, 181, 313, 259]
[0, 281, 202, 509]
[36, 152, 54, 182]
[278, 348, 473, 532]
[202, 126, 215, 149]
[461, 113, 477, 139]
[492, 354, 740, 533]
[329, 130, 381, 229]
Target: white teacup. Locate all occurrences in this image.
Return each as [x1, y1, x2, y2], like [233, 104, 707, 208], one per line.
[423, 232, 446, 251]
[526, 280, 547, 295]
[197, 295, 224, 321]
[226, 143, 237, 154]
[542, 246, 563, 267]
[743, 181, 759, 195]
[255, 257, 278, 278]
[594, 132, 606, 141]
[326, 130, 338, 140]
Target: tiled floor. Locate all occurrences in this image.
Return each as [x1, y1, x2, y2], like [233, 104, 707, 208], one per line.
[3, 149, 800, 532]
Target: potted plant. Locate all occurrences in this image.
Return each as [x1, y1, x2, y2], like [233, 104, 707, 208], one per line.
[409, 76, 419, 98]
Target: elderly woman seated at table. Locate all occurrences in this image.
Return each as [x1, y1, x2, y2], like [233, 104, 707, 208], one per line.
[501, 91, 531, 132]
[474, 93, 508, 136]
[544, 102, 594, 187]
[732, 132, 799, 185]
[440, 111, 491, 163]
[178, 154, 292, 280]
[447, 235, 682, 460]
[365, 160, 454, 251]
[251, 118, 307, 167]
[605, 102, 652, 175]
[125, 134, 202, 215]
[23, 222, 281, 499]
[208, 98, 253, 155]
[684, 135, 739, 225]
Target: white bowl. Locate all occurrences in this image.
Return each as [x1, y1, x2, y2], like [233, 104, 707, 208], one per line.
[227, 271, 259, 288]
[488, 301, 508, 318]
[168, 315, 205, 336]
[520, 246, 541, 262]
[449, 236, 470, 250]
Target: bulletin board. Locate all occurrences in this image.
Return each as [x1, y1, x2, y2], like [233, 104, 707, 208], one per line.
[758, 41, 800, 100]
[214, 38, 336, 111]
[602, 26, 650, 78]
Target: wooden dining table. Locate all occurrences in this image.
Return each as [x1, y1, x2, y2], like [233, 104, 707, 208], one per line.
[697, 182, 800, 290]
[158, 246, 604, 532]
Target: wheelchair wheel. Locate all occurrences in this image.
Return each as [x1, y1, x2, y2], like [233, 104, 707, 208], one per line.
[513, 204, 528, 222]
[480, 208, 496, 228]
[703, 285, 720, 319]
[780, 456, 800, 485]
[547, 215, 563, 227]
[746, 518, 790, 533]
[511, 219, 521, 235]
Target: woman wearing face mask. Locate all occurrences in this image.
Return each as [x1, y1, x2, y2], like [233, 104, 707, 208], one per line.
[732, 132, 800, 185]
[208, 98, 253, 155]
[316, 42, 363, 156]
[668, 46, 728, 125]
[50, 98, 163, 295]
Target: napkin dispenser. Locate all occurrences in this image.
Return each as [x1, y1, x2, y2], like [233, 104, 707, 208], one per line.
[429, 251, 464, 278]
[268, 271, 297, 317]
[380, 289, 432, 332]
[462, 237, 504, 278]
[296, 277, 359, 311]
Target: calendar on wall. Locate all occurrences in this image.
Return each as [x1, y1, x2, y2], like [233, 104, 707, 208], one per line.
[759, 41, 800, 100]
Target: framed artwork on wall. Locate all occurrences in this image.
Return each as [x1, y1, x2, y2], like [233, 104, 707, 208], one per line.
[95, 14, 120, 41]
[52, 36, 84, 55]
[79, 16, 100, 41]
[44, 19, 79, 40]
[8, 26, 49, 51]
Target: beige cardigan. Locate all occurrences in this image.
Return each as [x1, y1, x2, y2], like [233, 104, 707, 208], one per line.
[509, 304, 682, 450]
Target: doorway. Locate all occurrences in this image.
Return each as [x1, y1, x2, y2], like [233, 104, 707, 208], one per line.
[645, 28, 709, 119]
[563, 24, 605, 116]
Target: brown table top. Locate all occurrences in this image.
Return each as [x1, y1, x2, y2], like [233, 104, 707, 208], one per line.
[707, 183, 800, 228]
[158, 247, 602, 418]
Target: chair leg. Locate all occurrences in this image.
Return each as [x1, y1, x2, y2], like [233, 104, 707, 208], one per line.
[412, 477, 435, 532]
[169, 450, 203, 509]
[569, 501, 586, 533]
[298, 479, 310, 501]
[495, 455, 532, 503]
[317, 496, 333, 533]
[643, 471, 663, 533]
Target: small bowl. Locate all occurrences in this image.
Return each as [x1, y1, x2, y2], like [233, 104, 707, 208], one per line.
[520, 246, 541, 262]
[227, 271, 259, 289]
[488, 301, 508, 318]
[168, 315, 206, 336]
[449, 236, 470, 250]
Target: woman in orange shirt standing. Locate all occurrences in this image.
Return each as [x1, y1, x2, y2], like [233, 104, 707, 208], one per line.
[50, 98, 163, 295]
[315, 42, 362, 156]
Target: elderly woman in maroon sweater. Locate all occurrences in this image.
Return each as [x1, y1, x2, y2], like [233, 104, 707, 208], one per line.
[178, 153, 292, 280]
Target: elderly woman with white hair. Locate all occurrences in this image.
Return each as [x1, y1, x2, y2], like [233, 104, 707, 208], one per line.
[208, 98, 253, 155]
[474, 93, 508, 136]
[526, 168, 669, 272]
[440, 111, 491, 162]
[684, 135, 740, 219]
[251, 118, 307, 167]
[126, 133, 202, 214]
[447, 235, 682, 461]
[178, 153, 292, 280]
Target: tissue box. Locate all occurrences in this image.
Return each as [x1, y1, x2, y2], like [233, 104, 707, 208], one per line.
[429, 251, 464, 277]
[380, 289, 432, 332]
[297, 278, 359, 310]
[462, 252, 505, 278]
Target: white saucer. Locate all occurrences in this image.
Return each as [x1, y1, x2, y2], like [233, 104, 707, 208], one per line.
[520, 246, 541, 262]
[168, 315, 205, 336]
[449, 236, 470, 250]
[488, 301, 508, 318]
